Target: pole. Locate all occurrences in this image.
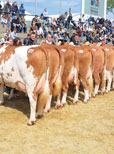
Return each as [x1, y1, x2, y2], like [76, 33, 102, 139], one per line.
[81, 0, 85, 15]
[104, 0, 107, 19]
[35, 0, 37, 15]
[59, 0, 62, 15]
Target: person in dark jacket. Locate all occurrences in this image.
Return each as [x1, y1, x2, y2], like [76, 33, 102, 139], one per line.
[70, 34, 80, 45]
[3, 0, 11, 21]
[11, 15, 21, 32]
[27, 32, 38, 45]
[11, 1, 19, 17]
[23, 34, 30, 45]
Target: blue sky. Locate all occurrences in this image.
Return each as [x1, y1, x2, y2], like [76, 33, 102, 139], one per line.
[9, 0, 114, 19]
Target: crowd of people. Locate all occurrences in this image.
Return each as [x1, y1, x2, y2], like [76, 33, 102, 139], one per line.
[0, 0, 114, 46]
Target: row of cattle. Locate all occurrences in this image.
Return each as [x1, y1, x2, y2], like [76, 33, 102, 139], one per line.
[0, 42, 114, 125]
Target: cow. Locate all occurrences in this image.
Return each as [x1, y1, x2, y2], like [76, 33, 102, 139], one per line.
[0, 43, 64, 125]
[89, 45, 105, 96]
[73, 46, 93, 102]
[57, 44, 79, 107]
[101, 45, 114, 92]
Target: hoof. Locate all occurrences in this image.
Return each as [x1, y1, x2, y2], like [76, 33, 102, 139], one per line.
[73, 101, 78, 105]
[55, 105, 61, 109]
[44, 109, 50, 113]
[36, 115, 43, 119]
[61, 103, 66, 107]
[27, 121, 36, 126]
[0, 102, 4, 105]
[83, 100, 87, 104]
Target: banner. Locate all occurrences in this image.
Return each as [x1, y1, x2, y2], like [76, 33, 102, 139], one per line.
[82, 0, 107, 18]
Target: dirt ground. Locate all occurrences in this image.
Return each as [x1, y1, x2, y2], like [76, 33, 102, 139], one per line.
[0, 89, 114, 154]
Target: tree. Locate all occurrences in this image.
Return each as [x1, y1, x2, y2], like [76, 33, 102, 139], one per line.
[107, 0, 114, 14]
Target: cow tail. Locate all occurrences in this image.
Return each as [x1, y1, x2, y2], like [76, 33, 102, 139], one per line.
[53, 47, 64, 97]
[88, 49, 94, 96]
[101, 48, 107, 92]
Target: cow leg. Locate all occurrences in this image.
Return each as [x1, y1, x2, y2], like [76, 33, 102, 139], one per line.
[81, 78, 89, 103]
[73, 86, 79, 104]
[106, 71, 112, 93]
[8, 89, 14, 100]
[61, 92, 67, 105]
[101, 68, 106, 94]
[55, 93, 61, 109]
[112, 69, 114, 89]
[84, 89, 89, 103]
[93, 72, 100, 97]
[73, 68, 79, 104]
[0, 84, 4, 105]
[88, 75, 93, 98]
[44, 94, 52, 113]
[27, 90, 37, 126]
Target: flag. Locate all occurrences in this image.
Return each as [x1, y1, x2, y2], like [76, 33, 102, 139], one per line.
[96, 0, 100, 6]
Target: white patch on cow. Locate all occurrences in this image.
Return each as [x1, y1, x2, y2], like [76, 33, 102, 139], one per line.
[78, 50, 84, 53]
[0, 45, 8, 53]
[0, 48, 25, 88]
[44, 95, 52, 113]
[93, 85, 99, 97]
[61, 92, 67, 105]
[73, 86, 79, 103]
[84, 89, 89, 102]
[92, 48, 96, 52]
[105, 48, 109, 51]
[61, 49, 67, 52]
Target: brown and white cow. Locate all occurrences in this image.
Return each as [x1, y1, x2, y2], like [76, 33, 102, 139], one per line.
[55, 44, 79, 107]
[0, 44, 64, 125]
[101, 45, 114, 92]
[73, 46, 93, 102]
[89, 45, 105, 96]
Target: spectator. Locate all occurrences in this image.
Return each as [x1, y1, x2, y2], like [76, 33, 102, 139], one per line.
[31, 15, 38, 26]
[19, 3, 25, 15]
[1, 14, 9, 28]
[42, 8, 48, 20]
[45, 34, 52, 44]
[0, 33, 10, 45]
[37, 25, 44, 38]
[70, 34, 80, 45]
[23, 34, 30, 45]
[0, 3, 3, 21]
[3, 0, 11, 22]
[29, 21, 37, 34]
[52, 35, 59, 45]
[66, 13, 72, 29]
[27, 32, 38, 45]
[19, 17, 27, 33]
[11, 1, 19, 17]
[9, 28, 18, 39]
[11, 15, 21, 32]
